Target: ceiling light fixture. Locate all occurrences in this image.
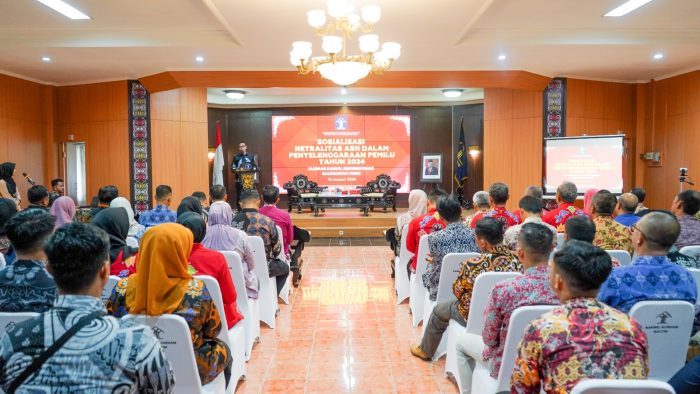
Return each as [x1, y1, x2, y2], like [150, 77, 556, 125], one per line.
[290, 1, 400, 86]
[35, 0, 90, 19]
[224, 90, 246, 100]
[653, 53, 664, 60]
[442, 89, 464, 98]
[195, 56, 205, 63]
[340, 87, 348, 95]
[498, 54, 507, 60]
[604, 0, 654, 17]
[41, 56, 52, 62]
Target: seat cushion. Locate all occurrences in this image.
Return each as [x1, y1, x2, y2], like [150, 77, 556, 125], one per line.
[364, 192, 385, 198]
[300, 193, 318, 198]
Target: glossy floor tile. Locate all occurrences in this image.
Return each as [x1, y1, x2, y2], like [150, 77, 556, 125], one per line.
[234, 244, 459, 393]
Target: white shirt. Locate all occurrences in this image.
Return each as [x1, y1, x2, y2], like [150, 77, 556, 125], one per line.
[503, 216, 558, 251]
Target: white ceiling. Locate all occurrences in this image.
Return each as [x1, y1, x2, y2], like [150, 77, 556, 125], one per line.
[0, 0, 698, 87]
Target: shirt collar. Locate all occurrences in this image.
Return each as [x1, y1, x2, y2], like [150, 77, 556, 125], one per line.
[12, 259, 47, 268]
[427, 208, 438, 215]
[523, 216, 543, 224]
[53, 294, 106, 313]
[490, 244, 512, 256]
[561, 296, 601, 310]
[632, 255, 671, 265]
[241, 208, 259, 213]
[523, 264, 549, 276]
[154, 204, 168, 210]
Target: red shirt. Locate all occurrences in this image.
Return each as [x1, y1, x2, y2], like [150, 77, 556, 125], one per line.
[542, 202, 587, 232]
[110, 250, 137, 278]
[469, 207, 521, 230]
[189, 243, 244, 329]
[259, 204, 294, 257]
[406, 208, 446, 270]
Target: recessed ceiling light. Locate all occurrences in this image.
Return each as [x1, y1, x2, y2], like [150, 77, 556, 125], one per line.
[442, 89, 463, 98]
[36, 0, 90, 19]
[195, 56, 205, 63]
[340, 87, 348, 95]
[224, 90, 246, 100]
[604, 0, 654, 17]
[653, 53, 664, 60]
[498, 54, 507, 60]
[41, 56, 52, 62]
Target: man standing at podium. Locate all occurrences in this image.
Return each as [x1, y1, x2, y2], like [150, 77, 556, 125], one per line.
[231, 141, 257, 209]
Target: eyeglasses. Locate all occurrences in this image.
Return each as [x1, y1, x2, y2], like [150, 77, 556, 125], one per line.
[631, 223, 646, 239]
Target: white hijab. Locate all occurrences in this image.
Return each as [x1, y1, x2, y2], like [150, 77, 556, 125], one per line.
[110, 197, 145, 238]
[396, 189, 428, 236]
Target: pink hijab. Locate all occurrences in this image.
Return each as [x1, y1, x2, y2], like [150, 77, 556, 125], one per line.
[396, 189, 428, 236]
[50, 196, 76, 229]
[583, 188, 598, 215]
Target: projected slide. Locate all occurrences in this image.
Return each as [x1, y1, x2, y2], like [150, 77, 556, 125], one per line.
[544, 136, 624, 194]
[272, 115, 410, 192]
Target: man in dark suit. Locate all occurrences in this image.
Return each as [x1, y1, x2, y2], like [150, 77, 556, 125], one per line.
[424, 159, 438, 176]
[231, 141, 257, 209]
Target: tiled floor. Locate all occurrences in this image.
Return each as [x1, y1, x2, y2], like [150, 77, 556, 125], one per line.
[235, 243, 459, 393]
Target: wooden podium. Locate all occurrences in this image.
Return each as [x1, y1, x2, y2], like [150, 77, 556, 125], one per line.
[235, 164, 259, 191]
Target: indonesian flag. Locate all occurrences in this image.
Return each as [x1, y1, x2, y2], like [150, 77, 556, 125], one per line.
[212, 122, 224, 186]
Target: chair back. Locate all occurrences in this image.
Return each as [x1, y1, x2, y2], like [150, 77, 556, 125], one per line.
[221, 251, 252, 318]
[689, 268, 700, 305]
[680, 245, 700, 264]
[194, 275, 231, 346]
[606, 250, 632, 266]
[465, 271, 522, 335]
[555, 233, 565, 250]
[496, 305, 556, 392]
[248, 235, 277, 328]
[126, 236, 139, 248]
[414, 235, 430, 282]
[398, 224, 414, 264]
[395, 224, 412, 304]
[435, 253, 480, 304]
[629, 300, 695, 380]
[0, 312, 40, 337]
[0, 252, 5, 269]
[571, 379, 675, 394]
[409, 235, 431, 326]
[101, 275, 121, 302]
[275, 225, 285, 260]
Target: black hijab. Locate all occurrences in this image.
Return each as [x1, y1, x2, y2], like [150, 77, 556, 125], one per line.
[91, 207, 137, 262]
[0, 162, 17, 196]
[177, 212, 207, 243]
[177, 196, 203, 218]
[0, 198, 17, 236]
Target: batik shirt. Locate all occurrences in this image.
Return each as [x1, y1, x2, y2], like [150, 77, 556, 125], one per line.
[510, 297, 648, 394]
[452, 245, 522, 321]
[137, 204, 177, 228]
[676, 214, 700, 249]
[469, 206, 520, 230]
[463, 209, 487, 228]
[0, 259, 56, 312]
[0, 295, 174, 393]
[406, 208, 446, 270]
[598, 255, 697, 313]
[668, 251, 700, 269]
[592, 215, 633, 255]
[233, 208, 281, 262]
[107, 277, 230, 385]
[543, 202, 587, 232]
[422, 222, 479, 301]
[503, 217, 558, 251]
[482, 265, 558, 378]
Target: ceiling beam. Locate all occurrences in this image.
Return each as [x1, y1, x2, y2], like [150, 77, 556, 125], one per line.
[455, 0, 497, 45]
[199, 0, 242, 46]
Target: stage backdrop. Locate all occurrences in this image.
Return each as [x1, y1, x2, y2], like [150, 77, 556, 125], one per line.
[271, 115, 411, 192]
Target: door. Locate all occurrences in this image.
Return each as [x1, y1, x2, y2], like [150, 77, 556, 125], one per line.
[65, 142, 87, 206]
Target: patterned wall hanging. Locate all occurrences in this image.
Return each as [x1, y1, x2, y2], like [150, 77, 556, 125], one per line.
[543, 77, 567, 138]
[128, 80, 153, 214]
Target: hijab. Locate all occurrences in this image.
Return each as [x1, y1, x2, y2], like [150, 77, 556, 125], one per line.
[176, 196, 203, 218]
[0, 162, 17, 196]
[0, 198, 17, 236]
[110, 197, 144, 237]
[91, 207, 137, 262]
[50, 196, 76, 229]
[396, 189, 428, 236]
[177, 212, 206, 243]
[583, 188, 598, 215]
[202, 201, 239, 251]
[125, 223, 193, 315]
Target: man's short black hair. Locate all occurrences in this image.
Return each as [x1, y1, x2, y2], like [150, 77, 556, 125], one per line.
[28, 185, 49, 204]
[437, 195, 461, 223]
[262, 185, 280, 204]
[592, 192, 616, 215]
[565, 216, 596, 243]
[45, 223, 110, 293]
[0, 198, 18, 237]
[428, 188, 447, 204]
[677, 190, 700, 216]
[475, 217, 504, 245]
[240, 189, 260, 204]
[553, 240, 612, 292]
[192, 191, 207, 202]
[155, 185, 172, 201]
[210, 185, 226, 201]
[518, 223, 554, 259]
[489, 182, 509, 205]
[5, 209, 56, 253]
[51, 178, 64, 188]
[631, 187, 646, 203]
[98, 185, 119, 204]
[519, 196, 542, 214]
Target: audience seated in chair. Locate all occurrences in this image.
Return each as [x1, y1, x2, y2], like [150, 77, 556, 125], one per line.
[543, 181, 587, 231]
[510, 240, 649, 393]
[406, 188, 448, 273]
[411, 217, 521, 361]
[590, 191, 634, 255]
[615, 193, 641, 227]
[598, 211, 698, 312]
[50, 196, 76, 230]
[504, 196, 557, 251]
[632, 187, 650, 215]
[138, 184, 177, 228]
[0, 209, 56, 312]
[106, 223, 231, 385]
[387, 189, 428, 276]
[191, 191, 210, 224]
[90, 185, 119, 220]
[0, 198, 17, 260]
[469, 182, 520, 230]
[669, 353, 700, 394]
[512, 186, 546, 221]
[91, 208, 138, 278]
[203, 201, 259, 299]
[671, 190, 700, 249]
[26, 185, 50, 212]
[0, 222, 174, 392]
[210, 184, 228, 205]
[48, 178, 64, 207]
[463, 190, 489, 227]
[109, 197, 146, 241]
[178, 212, 243, 329]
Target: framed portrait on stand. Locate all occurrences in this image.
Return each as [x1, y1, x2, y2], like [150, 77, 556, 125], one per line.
[420, 153, 442, 183]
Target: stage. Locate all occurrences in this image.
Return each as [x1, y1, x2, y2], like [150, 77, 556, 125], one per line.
[291, 207, 404, 238]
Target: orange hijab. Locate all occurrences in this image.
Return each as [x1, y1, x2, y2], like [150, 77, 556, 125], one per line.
[125, 223, 193, 315]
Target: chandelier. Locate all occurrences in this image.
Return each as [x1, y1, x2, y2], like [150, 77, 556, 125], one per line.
[289, 1, 401, 86]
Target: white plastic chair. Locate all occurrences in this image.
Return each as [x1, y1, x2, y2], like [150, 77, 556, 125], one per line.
[222, 251, 260, 361]
[445, 271, 522, 391]
[606, 250, 632, 266]
[0, 252, 5, 269]
[0, 312, 39, 337]
[101, 275, 121, 302]
[680, 245, 700, 264]
[688, 268, 700, 305]
[471, 305, 556, 393]
[123, 314, 227, 394]
[195, 275, 246, 390]
[126, 236, 139, 248]
[248, 235, 277, 329]
[629, 300, 695, 380]
[555, 233, 565, 250]
[395, 224, 412, 304]
[571, 379, 675, 394]
[275, 225, 292, 305]
[409, 235, 430, 327]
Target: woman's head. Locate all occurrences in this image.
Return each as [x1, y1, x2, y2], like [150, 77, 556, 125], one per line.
[0, 198, 18, 236]
[50, 196, 76, 229]
[0, 162, 16, 178]
[208, 201, 233, 226]
[177, 196, 203, 218]
[177, 212, 206, 243]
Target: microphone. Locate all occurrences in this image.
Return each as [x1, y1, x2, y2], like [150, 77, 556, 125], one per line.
[22, 172, 36, 186]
